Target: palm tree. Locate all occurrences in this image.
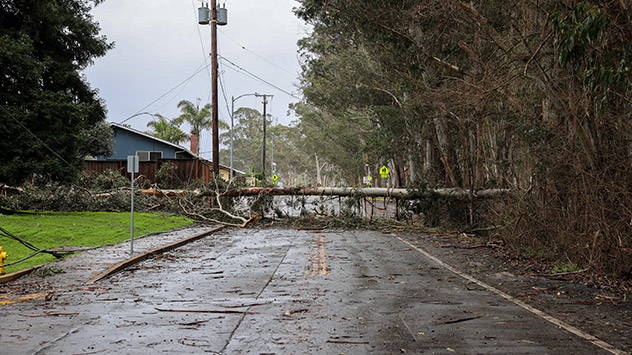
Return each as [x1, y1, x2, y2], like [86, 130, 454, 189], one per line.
[175, 99, 228, 155]
[146, 114, 189, 145]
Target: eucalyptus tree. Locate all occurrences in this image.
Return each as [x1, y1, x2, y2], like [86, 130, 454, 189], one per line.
[219, 107, 269, 174]
[294, 0, 632, 276]
[218, 107, 312, 186]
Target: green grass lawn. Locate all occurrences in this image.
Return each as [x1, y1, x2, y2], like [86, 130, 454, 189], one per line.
[0, 211, 194, 274]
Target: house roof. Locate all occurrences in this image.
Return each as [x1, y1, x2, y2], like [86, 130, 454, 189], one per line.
[111, 122, 197, 158]
[110, 122, 245, 174]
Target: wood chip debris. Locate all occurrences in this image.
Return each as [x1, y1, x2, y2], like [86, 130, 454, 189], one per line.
[283, 308, 309, 317]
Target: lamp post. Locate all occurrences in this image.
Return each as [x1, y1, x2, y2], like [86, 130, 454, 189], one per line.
[230, 93, 258, 179]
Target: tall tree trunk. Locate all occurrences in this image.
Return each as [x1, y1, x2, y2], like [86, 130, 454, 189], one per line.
[408, 153, 415, 185]
[433, 115, 458, 187]
[315, 154, 322, 186]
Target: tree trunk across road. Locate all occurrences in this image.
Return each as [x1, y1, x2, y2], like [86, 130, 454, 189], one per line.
[200, 186, 510, 199]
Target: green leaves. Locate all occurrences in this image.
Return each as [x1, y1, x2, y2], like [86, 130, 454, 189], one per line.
[146, 115, 189, 145]
[553, 2, 631, 105]
[219, 107, 268, 173]
[175, 99, 228, 145]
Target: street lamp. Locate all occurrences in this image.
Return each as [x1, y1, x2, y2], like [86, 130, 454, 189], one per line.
[230, 93, 258, 179]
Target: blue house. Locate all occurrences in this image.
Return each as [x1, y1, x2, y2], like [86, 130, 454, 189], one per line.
[96, 123, 196, 161]
[86, 123, 237, 183]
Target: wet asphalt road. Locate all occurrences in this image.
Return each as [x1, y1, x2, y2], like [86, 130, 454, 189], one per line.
[2, 228, 610, 354]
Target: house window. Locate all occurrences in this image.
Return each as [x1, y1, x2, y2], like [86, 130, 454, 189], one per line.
[150, 151, 163, 161]
[136, 151, 163, 161]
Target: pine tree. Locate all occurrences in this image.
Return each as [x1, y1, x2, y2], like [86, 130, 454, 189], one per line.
[0, 0, 113, 185]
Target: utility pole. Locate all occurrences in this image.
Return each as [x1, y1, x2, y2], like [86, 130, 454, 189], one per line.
[210, 1, 219, 175]
[198, 2, 227, 175]
[255, 93, 272, 178]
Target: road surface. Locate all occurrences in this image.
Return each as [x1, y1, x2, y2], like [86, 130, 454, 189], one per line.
[1, 228, 613, 354]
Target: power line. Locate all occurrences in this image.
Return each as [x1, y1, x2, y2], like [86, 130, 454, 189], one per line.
[128, 112, 184, 134]
[149, 75, 196, 113]
[218, 65, 232, 121]
[218, 28, 296, 76]
[221, 63, 278, 96]
[120, 58, 212, 124]
[216, 33, 231, 122]
[220, 55, 301, 100]
[0, 105, 74, 169]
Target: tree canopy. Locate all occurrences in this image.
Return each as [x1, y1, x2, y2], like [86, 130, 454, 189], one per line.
[219, 107, 270, 175]
[219, 107, 311, 186]
[0, 0, 113, 185]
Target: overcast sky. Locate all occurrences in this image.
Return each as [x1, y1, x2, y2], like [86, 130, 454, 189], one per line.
[84, 0, 309, 159]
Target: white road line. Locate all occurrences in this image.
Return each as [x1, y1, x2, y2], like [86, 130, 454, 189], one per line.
[395, 235, 624, 355]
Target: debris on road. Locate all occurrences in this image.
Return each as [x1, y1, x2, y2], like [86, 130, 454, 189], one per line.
[20, 311, 79, 317]
[282, 308, 309, 317]
[223, 302, 269, 309]
[0, 289, 62, 306]
[326, 340, 369, 344]
[438, 315, 484, 325]
[155, 307, 260, 315]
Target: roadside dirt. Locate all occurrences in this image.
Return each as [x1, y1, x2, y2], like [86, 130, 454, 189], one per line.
[396, 232, 632, 353]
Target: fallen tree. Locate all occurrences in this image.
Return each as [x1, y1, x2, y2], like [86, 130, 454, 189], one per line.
[197, 187, 510, 199]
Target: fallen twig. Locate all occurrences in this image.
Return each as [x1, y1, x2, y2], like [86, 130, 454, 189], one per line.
[326, 340, 369, 344]
[178, 320, 210, 326]
[20, 311, 79, 317]
[241, 214, 261, 228]
[155, 307, 259, 314]
[531, 269, 587, 277]
[115, 323, 136, 328]
[400, 318, 416, 342]
[438, 315, 483, 324]
[0, 289, 63, 306]
[440, 244, 487, 249]
[178, 198, 243, 227]
[212, 179, 247, 224]
[283, 308, 309, 317]
[76, 287, 108, 292]
[223, 302, 269, 309]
